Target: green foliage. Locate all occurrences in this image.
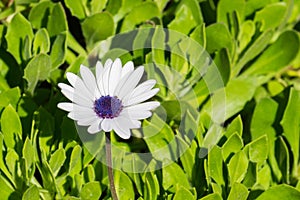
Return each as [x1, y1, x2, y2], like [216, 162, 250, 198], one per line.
[0, 0, 299, 199]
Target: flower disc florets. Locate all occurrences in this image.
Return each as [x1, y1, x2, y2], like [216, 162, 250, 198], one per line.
[94, 96, 123, 119]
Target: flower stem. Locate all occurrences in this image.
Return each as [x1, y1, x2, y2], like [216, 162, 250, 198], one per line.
[105, 132, 118, 200]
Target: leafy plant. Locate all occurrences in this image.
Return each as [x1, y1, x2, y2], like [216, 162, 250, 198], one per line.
[0, 0, 300, 199]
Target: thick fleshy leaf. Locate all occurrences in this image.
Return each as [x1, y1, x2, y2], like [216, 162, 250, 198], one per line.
[254, 2, 286, 31]
[50, 32, 67, 69]
[256, 184, 300, 200]
[228, 150, 248, 184]
[22, 185, 39, 200]
[114, 170, 135, 200]
[80, 181, 102, 200]
[33, 28, 50, 55]
[81, 12, 114, 50]
[245, 31, 299, 75]
[47, 3, 68, 37]
[120, 2, 160, 32]
[24, 54, 52, 95]
[5, 13, 34, 63]
[1, 104, 22, 149]
[280, 88, 300, 175]
[227, 183, 249, 200]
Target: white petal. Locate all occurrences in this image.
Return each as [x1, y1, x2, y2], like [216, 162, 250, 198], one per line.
[114, 115, 140, 129]
[77, 117, 97, 126]
[96, 61, 105, 96]
[121, 61, 134, 77]
[60, 87, 93, 107]
[124, 88, 159, 106]
[68, 110, 96, 120]
[57, 102, 73, 112]
[57, 102, 94, 112]
[112, 118, 131, 139]
[66, 72, 77, 87]
[126, 110, 152, 120]
[122, 80, 156, 103]
[114, 66, 144, 99]
[104, 59, 113, 70]
[101, 61, 113, 96]
[108, 58, 122, 95]
[87, 118, 103, 134]
[80, 65, 100, 98]
[124, 101, 160, 111]
[58, 83, 73, 91]
[101, 118, 113, 132]
[96, 61, 104, 81]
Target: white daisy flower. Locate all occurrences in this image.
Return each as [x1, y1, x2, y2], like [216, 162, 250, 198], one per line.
[57, 58, 160, 139]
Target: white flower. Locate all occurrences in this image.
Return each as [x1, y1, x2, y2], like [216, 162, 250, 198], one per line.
[57, 58, 160, 139]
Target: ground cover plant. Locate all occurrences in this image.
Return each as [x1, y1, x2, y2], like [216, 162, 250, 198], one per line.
[0, 0, 300, 199]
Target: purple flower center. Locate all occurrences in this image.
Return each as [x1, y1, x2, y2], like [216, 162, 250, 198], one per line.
[94, 95, 123, 119]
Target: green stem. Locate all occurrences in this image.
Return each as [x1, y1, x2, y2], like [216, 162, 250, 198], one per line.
[105, 132, 118, 200]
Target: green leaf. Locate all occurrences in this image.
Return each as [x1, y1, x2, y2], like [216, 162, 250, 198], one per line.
[228, 150, 248, 184]
[50, 32, 67, 69]
[83, 164, 96, 182]
[114, 0, 143, 22]
[47, 3, 68, 37]
[205, 23, 233, 54]
[89, 0, 107, 15]
[208, 146, 224, 185]
[28, 1, 55, 29]
[69, 145, 82, 175]
[22, 137, 35, 169]
[1, 104, 22, 149]
[225, 115, 243, 138]
[238, 20, 255, 52]
[0, 87, 21, 109]
[245, 0, 272, 16]
[143, 114, 175, 161]
[280, 88, 300, 175]
[114, 170, 134, 200]
[5, 13, 34, 63]
[120, 2, 160, 32]
[227, 183, 249, 200]
[143, 172, 160, 200]
[217, 0, 245, 27]
[0, 133, 14, 186]
[163, 162, 190, 191]
[24, 53, 52, 95]
[248, 135, 268, 163]
[65, 0, 86, 20]
[200, 193, 222, 200]
[256, 184, 300, 200]
[49, 148, 66, 177]
[213, 48, 231, 85]
[0, 175, 15, 200]
[5, 148, 19, 176]
[33, 28, 50, 55]
[80, 181, 102, 200]
[256, 164, 271, 190]
[177, 136, 197, 180]
[254, 2, 287, 31]
[222, 133, 243, 161]
[168, 4, 197, 35]
[233, 30, 274, 76]
[204, 77, 258, 123]
[22, 185, 39, 200]
[245, 31, 299, 75]
[251, 98, 278, 139]
[173, 186, 195, 200]
[81, 12, 114, 51]
[276, 136, 290, 183]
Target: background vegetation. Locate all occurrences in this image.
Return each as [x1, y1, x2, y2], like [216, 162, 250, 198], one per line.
[0, 0, 300, 199]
